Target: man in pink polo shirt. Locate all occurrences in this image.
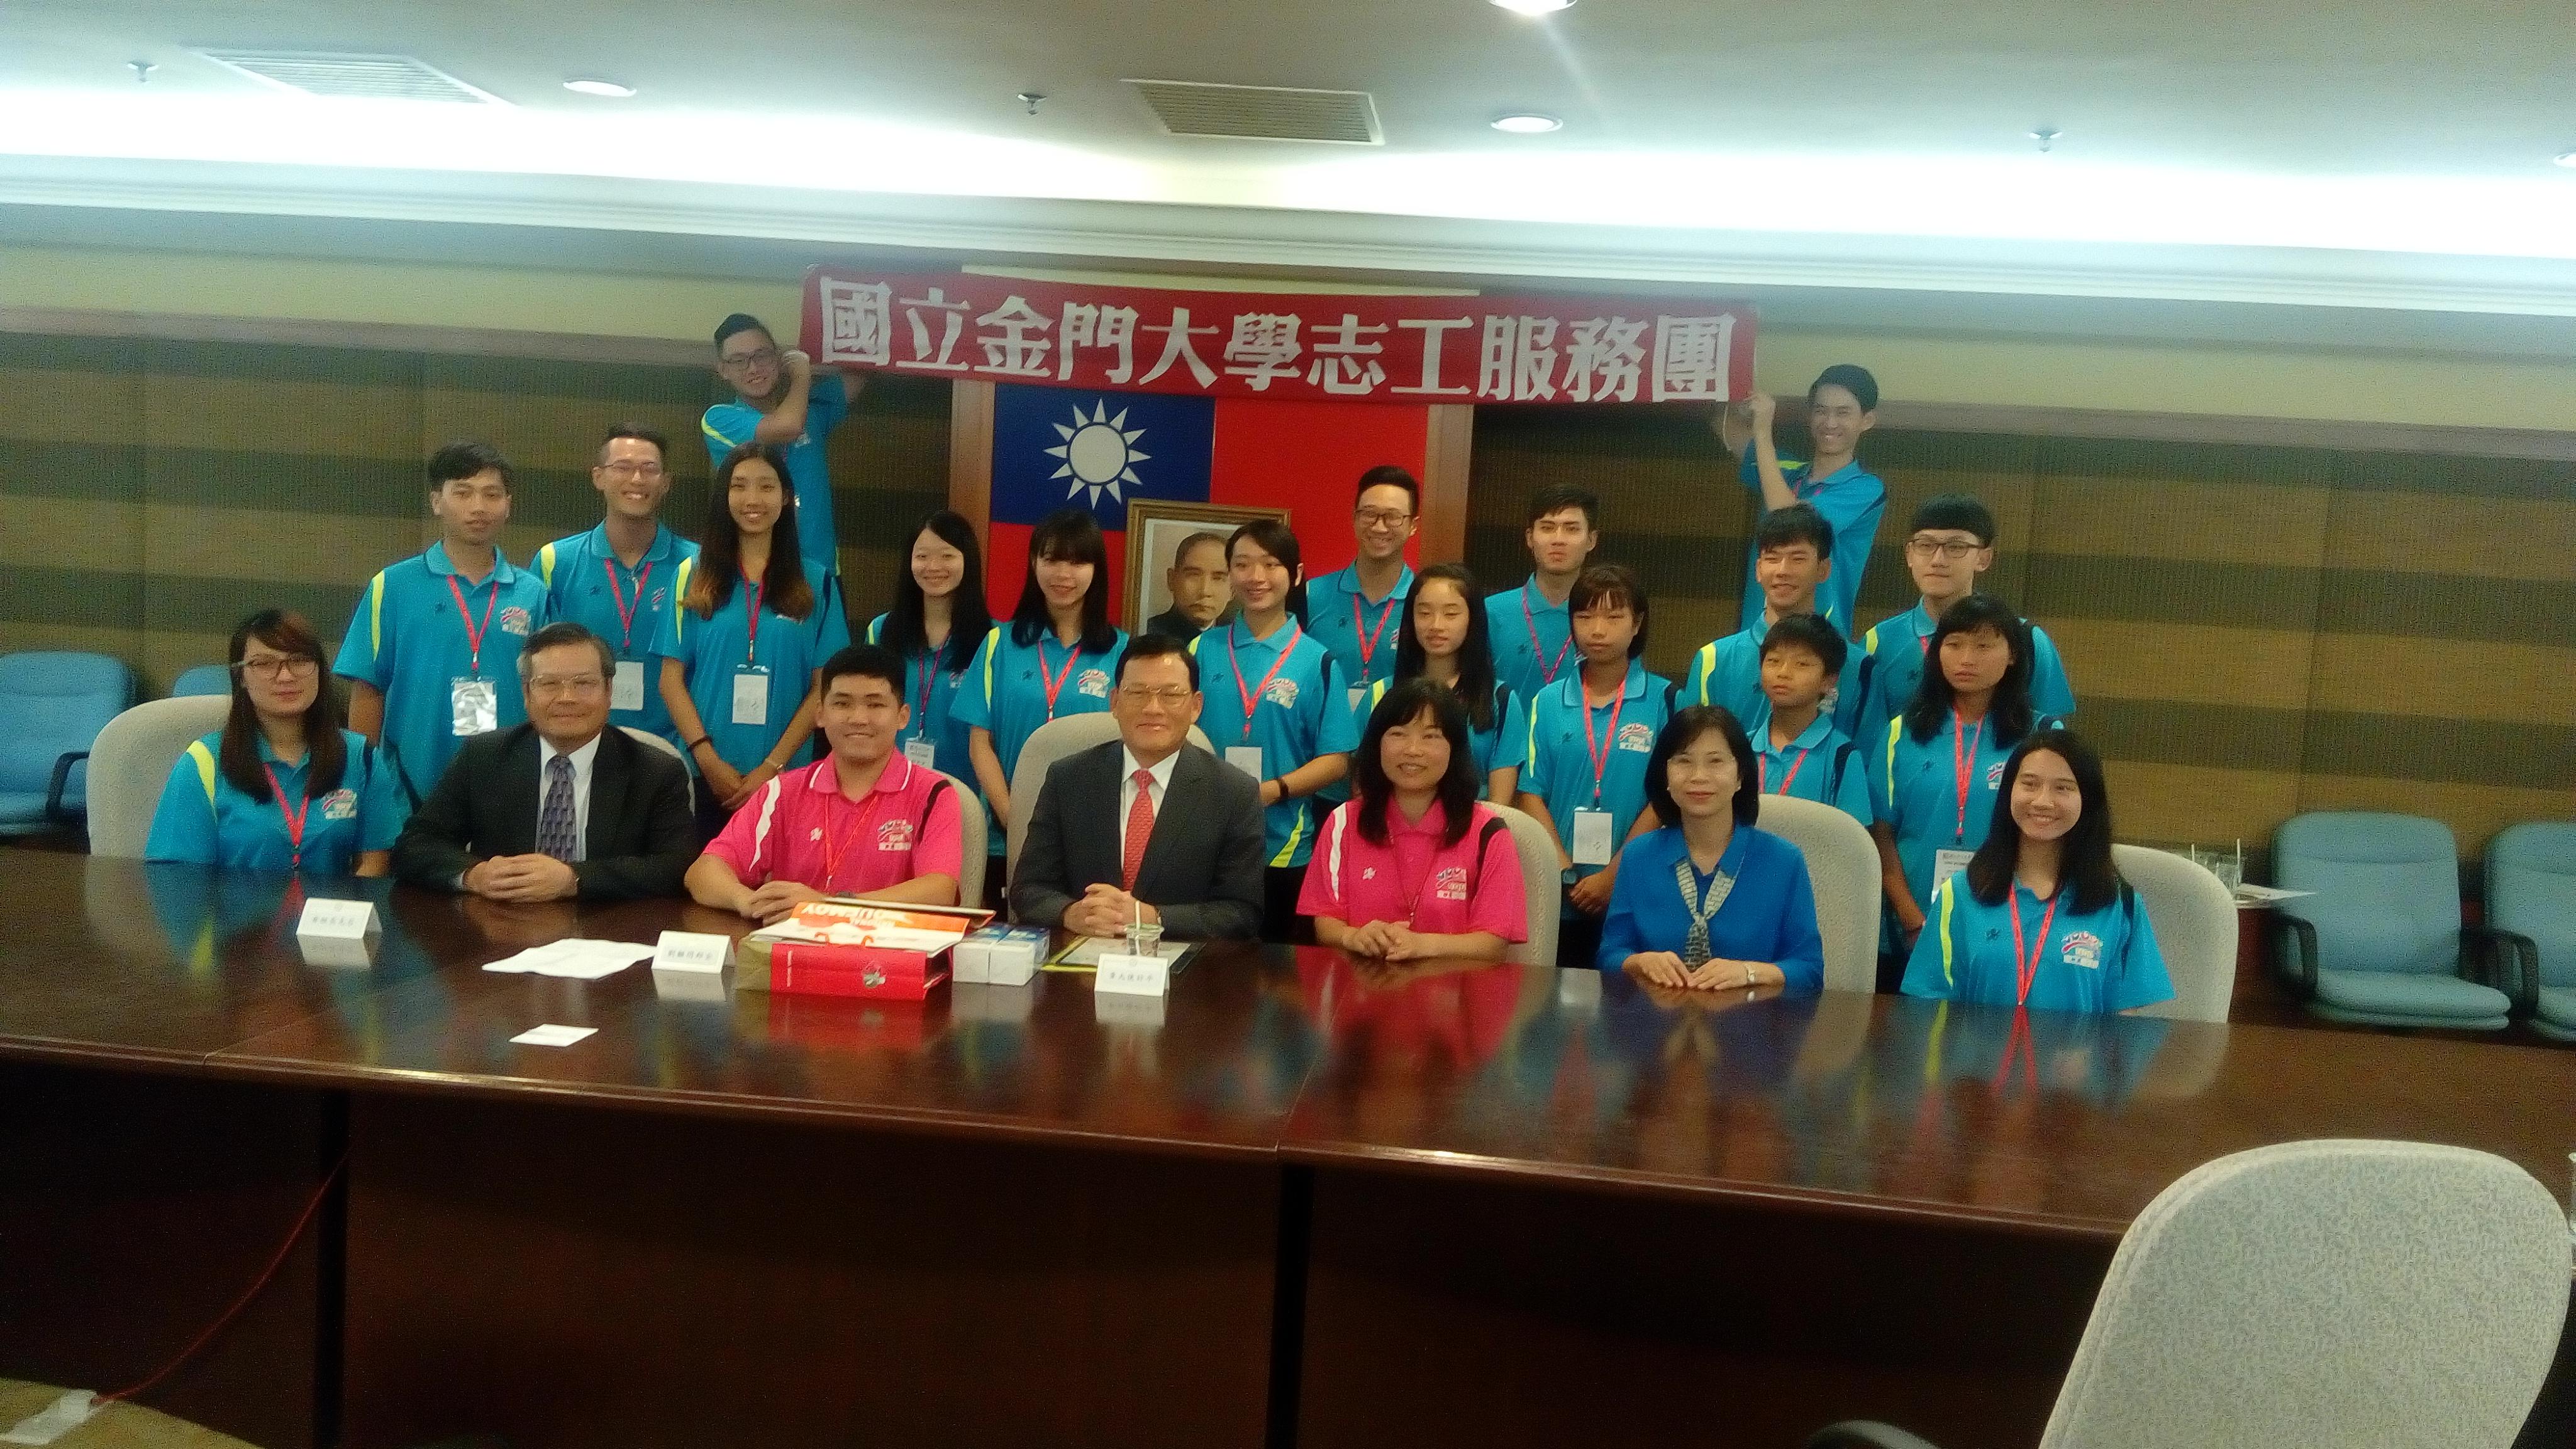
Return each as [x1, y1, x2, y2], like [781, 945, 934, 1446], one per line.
[687, 644, 964, 923]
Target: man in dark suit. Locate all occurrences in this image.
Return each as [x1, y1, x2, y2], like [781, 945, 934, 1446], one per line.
[396, 622, 697, 901]
[1010, 634, 1265, 940]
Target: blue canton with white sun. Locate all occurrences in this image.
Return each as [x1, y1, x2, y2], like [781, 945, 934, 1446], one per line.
[1047, 401, 1152, 508]
[988, 385, 1218, 529]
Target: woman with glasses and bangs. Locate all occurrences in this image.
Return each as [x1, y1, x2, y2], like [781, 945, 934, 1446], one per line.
[148, 609, 402, 874]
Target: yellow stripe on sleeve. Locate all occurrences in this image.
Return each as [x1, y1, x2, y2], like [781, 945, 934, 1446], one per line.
[538, 542, 558, 589]
[186, 740, 218, 808]
[1883, 716, 1903, 811]
[1935, 876, 1958, 989]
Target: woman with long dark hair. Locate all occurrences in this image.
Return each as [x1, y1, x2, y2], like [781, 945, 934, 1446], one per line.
[1350, 562, 1525, 803]
[1596, 706, 1823, 991]
[1299, 680, 1527, 960]
[864, 510, 991, 784]
[1193, 517, 1358, 941]
[660, 441, 850, 833]
[1867, 592, 2055, 984]
[1902, 728, 2172, 1013]
[954, 506, 1128, 843]
[148, 609, 400, 874]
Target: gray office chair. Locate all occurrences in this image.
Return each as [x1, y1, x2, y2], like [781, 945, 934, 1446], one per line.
[1807, 1139, 2572, 1449]
[2111, 843, 2236, 1024]
[1755, 794, 1881, 994]
[85, 696, 232, 858]
[1002, 713, 1214, 888]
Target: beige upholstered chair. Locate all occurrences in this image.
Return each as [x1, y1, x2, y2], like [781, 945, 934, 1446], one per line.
[1755, 794, 1881, 994]
[2112, 843, 2237, 1024]
[84, 696, 231, 859]
[1484, 801, 1560, 969]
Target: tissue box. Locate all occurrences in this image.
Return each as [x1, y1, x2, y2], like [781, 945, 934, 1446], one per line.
[953, 925, 1050, 985]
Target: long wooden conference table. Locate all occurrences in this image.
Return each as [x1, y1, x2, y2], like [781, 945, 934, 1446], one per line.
[0, 851, 2567, 1449]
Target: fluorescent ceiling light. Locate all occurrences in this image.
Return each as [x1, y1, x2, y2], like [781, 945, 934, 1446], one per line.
[1488, 0, 1575, 14]
[1491, 113, 1562, 134]
[562, 78, 635, 98]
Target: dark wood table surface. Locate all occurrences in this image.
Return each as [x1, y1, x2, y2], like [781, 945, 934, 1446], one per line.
[2, 851, 2569, 1449]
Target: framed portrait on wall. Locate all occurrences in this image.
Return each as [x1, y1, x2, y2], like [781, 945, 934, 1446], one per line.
[1123, 499, 1285, 641]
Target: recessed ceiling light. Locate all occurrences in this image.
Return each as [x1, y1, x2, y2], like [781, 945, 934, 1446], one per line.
[2555, 150, 2576, 169]
[563, 78, 635, 98]
[1491, 113, 1563, 134]
[1488, 0, 1575, 14]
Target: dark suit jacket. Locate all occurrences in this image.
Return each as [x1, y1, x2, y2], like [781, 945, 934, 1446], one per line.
[1010, 740, 1265, 940]
[394, 724, 696, 900]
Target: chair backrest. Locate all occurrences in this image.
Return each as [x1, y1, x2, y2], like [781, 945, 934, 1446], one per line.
[1483, 802, 1560, 969]
[1003, 714, 1215, 884]
[2039, 1140, 2570, 1449]
[2111, 844, 2236, 1023]
[170, 665, 235, 697]
[0, 651, 137, 802]
[87, 697, 233, 858]
[2273, 812, 2460, 976]
[935, 769, 987, 908]
[2488, 821, 2576, 989]
[1754, 795, 1880, 994]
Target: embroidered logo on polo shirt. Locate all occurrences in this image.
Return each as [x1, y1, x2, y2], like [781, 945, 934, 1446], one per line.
[1985, 762, 2006, 789]
[1432, 866, 1469, 902]
[877, 819, 914, 852]
[320, 789, 358, 821]
[1078, 668, 1111, 699]
[1616, 722, 1654, 752]
[651, 587, 668, 609]
[2062, 931, 2104, 969]
[1361, 867, 1378, 880]
[1262, 677, 1300, 708]
[499, 606, 534, 636]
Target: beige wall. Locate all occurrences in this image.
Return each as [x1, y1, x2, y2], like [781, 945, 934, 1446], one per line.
[6, 242, 2575, 432]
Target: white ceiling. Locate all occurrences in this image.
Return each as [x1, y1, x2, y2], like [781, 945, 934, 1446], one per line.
[4, 0, 2576, 323]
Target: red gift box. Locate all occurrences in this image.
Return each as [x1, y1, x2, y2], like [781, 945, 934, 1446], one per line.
[765, 940, 950, 1001]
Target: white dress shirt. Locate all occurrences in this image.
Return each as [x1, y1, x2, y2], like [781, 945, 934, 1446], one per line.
[536, 732, 601, 863]
[1118, 745, 1181, 870]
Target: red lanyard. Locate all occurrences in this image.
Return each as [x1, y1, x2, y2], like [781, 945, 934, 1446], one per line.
[1036, 635, 1082, 718]
[2009, 888, 2064, 1007]
[1353, 589, 1399, 674]
[740, 570, 766, 662]
[913, 650, 940, 731]
[1227, 621, 1304, 745]
[1579, 675, 1628, 805]
[817, 765, 896, 891]
[1950, 709, 1987, 842]
[263, 763, 309, 870]
[602, 558, 652, 655]
[1523, 585, 1574, 686]
[443, 575, 499, 673]
[1765, 745, 1811, 796]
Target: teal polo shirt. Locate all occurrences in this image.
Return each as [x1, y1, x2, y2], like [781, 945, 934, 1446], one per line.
[701, 372, 849, 575]
[1854, 600, 2078, 751]
[144, 728, 402, 874]
[1192, 619, 1361, 868]
[952, 624, 1130, 853]
[1305, 562, 1416, 697]
[536, 523, 699, 747]
[1521, 660, 1675, 891]
[1904, 875, 2174, 1014]
[1679, 609, 1867, 736]
[333, 541, 548, 805]
[1869, 709, 2057, 948]
[1737, 452, 1885, 631]
[1485, 579, 1577, 705]
[660, 556, 851, 777]
[865, 613, 977, 784]
[1742, 699, 1870, 828]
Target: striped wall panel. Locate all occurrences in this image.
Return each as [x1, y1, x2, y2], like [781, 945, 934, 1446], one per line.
[1465, 404, 2575, 857]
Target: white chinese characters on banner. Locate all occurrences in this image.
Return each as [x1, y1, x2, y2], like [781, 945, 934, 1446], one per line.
[802, 271, 1752, 405]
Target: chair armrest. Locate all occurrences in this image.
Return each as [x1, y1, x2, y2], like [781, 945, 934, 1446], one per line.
[1807, 1423, 1946, 1449]
[2466, 926, 2540, 1014]
[2270, 913, 2319, 999]
[44, 751, 89, 824]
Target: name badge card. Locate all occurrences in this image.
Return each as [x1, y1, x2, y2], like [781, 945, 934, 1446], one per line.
[652, 930, 731, 974]
[296, 897, 379, 968]
[1345, 686, 1365, 711]
[1933, 847, 1975, 892]
[1570, 807, 1615, 867]
[1225, 746, 1265, 780]
[612, 659, 647, 713]
[1096, 952, 1172, 997]
[450, 677, 498, 736]
[904, 739, 938, 769]
[731, 665, 770, 726]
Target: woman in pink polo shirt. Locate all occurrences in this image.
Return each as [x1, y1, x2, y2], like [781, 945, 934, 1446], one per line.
[1300, 678, 1530, 960]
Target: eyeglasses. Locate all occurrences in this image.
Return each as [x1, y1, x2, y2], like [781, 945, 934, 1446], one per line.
[718, 347, 780, 370]
[234, 657, 319, 681]
[1116, 686, 1193, 706]
[1355, 508, 1415, 530]
[1906, 538, 1983, 560]
[528, 674, 608, 696]
[599, 460, 666, 479]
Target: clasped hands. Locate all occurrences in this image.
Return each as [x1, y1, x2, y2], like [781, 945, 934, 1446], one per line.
[1065, 884, 1158, 939]
[1621, 952, 1772, 992]
[463, 853, 579, 902]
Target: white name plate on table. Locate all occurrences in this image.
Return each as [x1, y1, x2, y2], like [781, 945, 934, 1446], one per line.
[296, 897, 379, 967]
[1094, 952, 1171, 997]
[652, 930, 732, 974]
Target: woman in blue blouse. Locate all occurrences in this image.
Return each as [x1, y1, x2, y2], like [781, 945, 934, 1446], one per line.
[660, 441, 851, 836]
[1597, 705, 1824, 992]
[147, 609, 401, 875]
[1903, 727, 2173, 1014]
[863, 509, 991, 784]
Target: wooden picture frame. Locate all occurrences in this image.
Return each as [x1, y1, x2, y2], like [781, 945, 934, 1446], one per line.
[1122, 499, 1287, 636]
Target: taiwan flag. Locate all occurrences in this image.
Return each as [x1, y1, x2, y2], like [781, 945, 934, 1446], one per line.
[985, 384, 1431, 623]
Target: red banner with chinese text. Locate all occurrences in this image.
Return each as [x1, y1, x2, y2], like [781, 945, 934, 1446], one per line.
[799, 270, 1756, 406]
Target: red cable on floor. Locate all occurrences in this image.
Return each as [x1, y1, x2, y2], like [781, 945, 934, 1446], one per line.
[100, 1155, 347, 1406]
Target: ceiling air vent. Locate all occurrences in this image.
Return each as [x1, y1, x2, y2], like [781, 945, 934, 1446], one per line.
[1125, 80, 1382, 145]
[195, 50, 506, 104]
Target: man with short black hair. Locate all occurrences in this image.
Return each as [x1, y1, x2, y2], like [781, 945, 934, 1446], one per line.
[1681, 503, 1866, 728]
[1485, 483, 1601, 704]
[1306, 464, 1421, 697]
[394, 622, 697, 900]
[1009, 634, 1267, 940]
[702, 313, 862, 575]
[1852, 492, 2076, 745]
[1714, 363, 1885, 631]
[536, 423, 700, 752]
